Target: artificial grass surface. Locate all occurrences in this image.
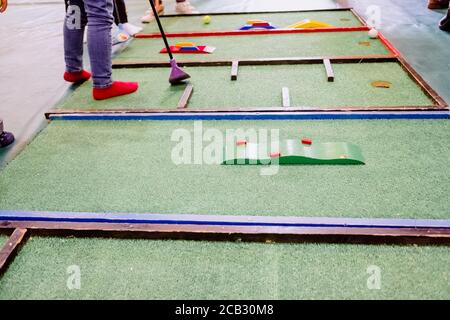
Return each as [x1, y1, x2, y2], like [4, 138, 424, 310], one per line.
[0, 234, 8, 245]
[1, 236, 450, 299]
[115, 31, 389, 62]
[58, 63, 432, 110]
[141, 10, 362, 33]
[0, 120, 449, 219]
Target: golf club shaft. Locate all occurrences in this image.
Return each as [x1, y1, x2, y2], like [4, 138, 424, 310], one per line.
[147, 0, 173, 60]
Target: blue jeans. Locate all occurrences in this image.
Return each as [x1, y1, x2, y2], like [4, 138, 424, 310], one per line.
[64, 0, 113, 88]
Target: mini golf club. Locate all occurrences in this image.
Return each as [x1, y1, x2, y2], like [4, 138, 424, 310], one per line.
[147, 0, 191, 85]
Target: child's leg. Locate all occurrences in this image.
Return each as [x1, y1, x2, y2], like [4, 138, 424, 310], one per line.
[113, 0, 142, 36]
[113, 0, 128, 25]
[63, 0, 88, 73]
[141, 0, 164, 23]
[175, 0, 198, 14]
[83, 0, 114, 88]
[83, 0, 138, 99]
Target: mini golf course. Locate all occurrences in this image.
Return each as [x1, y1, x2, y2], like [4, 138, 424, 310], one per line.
[115, 31, 391, 63]
[1, 237, 450, 300]
[1, 6, 450, 300]
[56, 63, 433, 110]
[139, 9, 364, 34]
[0, 120, 449, 219]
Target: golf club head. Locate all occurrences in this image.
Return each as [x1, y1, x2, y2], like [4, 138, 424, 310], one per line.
[169, 59, 191, 85]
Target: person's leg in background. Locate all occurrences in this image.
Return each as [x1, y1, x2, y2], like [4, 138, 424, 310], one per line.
[141, 0, 198, 23]
[113, 0, 142, 36]
[63, 0, 92, 83]
[428, 0, 450, 31]
[428, 0, 449, 9]
[0, 119, 14, 148]
[141, 0, 164, 23]
[174, 0, 198, 14]
[439, 4, 450, 31]
[63, 0, 139, 100]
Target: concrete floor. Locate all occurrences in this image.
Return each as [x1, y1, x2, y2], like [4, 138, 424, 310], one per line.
[0, 0, 449, 166]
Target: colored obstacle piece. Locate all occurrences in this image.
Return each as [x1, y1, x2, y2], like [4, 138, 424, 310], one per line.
[239, 19, 277, 30]
[160, 42, 216, 54]
[287, 19, 332, 29]
[222, 139, 365, 165]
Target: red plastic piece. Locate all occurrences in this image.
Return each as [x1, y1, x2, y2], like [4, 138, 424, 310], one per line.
[252, 22, 270, 27]
[270, 152, 281, 158]
[301, 138, 312, 145]
[236, 140, 247, 146]
[160, 45, 212, 54]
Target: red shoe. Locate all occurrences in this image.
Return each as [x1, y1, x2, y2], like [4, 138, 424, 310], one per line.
[64, 70, 91, 83]
[93, 81, 139, 100]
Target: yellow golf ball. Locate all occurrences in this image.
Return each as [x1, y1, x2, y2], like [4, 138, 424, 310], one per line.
[203, 15, 211, 24]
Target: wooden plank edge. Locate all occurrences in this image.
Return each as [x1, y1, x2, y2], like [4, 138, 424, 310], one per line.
[231, 60, 239, 81]
[0, 228, 28, 275]
[349, 8, 369, 26]
[157, 8, 357, 18]
[323, 58, 334, 82]
[112, 55, 398, 69]
[45, 106, 447, 119]
[135, 26, 370, 38]
[282, 87, 290, 107]
[396, 55, 449, 108]
[176, 84, 194, 109]
[1, 221, 450, 246]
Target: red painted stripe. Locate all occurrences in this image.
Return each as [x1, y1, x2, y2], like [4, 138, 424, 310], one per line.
[135, 26, 370, 38]
[378, 32, 401, 57]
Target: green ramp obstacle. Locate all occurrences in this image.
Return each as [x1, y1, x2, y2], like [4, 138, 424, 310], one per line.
[57, 63, 432, 110]
[223, 140, 365, 165]
[115, 31, 390, 63]
[0, 120, 449, 219]
[140, 10, 363, 34]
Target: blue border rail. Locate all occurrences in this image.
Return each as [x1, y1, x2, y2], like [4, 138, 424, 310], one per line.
[47, 111, 450, 121]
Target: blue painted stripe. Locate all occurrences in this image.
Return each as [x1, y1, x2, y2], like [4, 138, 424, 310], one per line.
[48, 111, 450, 121]
[1, 210, 450, 230]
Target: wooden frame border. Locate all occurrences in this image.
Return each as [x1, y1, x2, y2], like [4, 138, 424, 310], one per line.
[134, 8, 369, 38]
[135, 26, 370, 39]
[158, 7, 362, 18]
[112, 55, 398, 69]
[47, 108, 450, 121]
[46, 111, 450, 121]
[0, 228, 27, 275]
[50, 56, 448, 117]
[1, 211, 450, 245]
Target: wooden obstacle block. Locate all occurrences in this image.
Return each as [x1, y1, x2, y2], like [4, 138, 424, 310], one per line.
[282, 87, 291, 107]
[231, 60, 239, 81]
[177, 84, 194, 109]
[323, 59, 334, 82]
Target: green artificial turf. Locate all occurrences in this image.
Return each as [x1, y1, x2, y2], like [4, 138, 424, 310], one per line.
[1, 236, 450, 299]
[58, 63, 432, 110]
[0, 120, 449, 219]
[115, 31, 389, 62]
[0, 234, 8, 245]
[141, 10, 362, 33]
